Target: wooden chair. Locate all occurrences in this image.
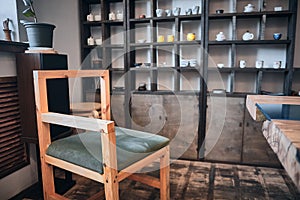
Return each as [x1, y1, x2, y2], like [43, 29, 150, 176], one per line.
[33, 70, 170, 200]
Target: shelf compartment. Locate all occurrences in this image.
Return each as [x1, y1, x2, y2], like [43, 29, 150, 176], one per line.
[234, 72, 257, 93]
[180, 71, 201, 91]
[156, 46, 175, 67]
[180, 45, 202, 68]
[157, 71, 176, 91]
[132, 0, 151, 19]
[208, 19, 233, 41]
[133, 23, 152, 43]
[207, 70, 231, 93]
[236, 44, 287, 69]
[209, 11, 293, 19]
[209, 0, 234, 14]
[208, 45, 232, 68]
[236, 18, 260, 40]
[180, 20, 202, 41]
[260, 72, 285, 94]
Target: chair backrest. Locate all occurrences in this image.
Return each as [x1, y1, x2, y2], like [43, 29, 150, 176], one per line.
[33, 70, 111, 121]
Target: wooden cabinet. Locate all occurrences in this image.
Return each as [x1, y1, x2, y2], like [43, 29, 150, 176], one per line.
[16, 53, 70, 143]
[131, 93, 199, 160]
[205, 96, 281, 167]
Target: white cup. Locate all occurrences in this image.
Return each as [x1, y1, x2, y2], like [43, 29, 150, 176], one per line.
[95, 39, 102, 45]
[273, 61, 281, 69]
[255, 60, 264, 68]
[217, 63, 224, 68]
[165, 9, 172, 17]
[239, 60, 246, 68]
[190, 59, 197, 67]
[87, 13, 94, 21]
[156, 9, 165, 17]
[94, 15, 101, 21]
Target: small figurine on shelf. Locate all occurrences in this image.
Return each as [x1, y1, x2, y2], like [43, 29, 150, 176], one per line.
[109, 12, 116, 21]
[87, 36, 95, 45]
[3, 18, 12, 41]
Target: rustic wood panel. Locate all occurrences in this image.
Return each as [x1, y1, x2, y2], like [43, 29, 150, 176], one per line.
[131, 94, 199, 160]
[242, 110, 281, 167]
[263, 120, 300, 190]
[205, 97, 244, 163]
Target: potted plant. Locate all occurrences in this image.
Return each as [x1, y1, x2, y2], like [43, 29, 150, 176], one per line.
[21, 0, 56, 48]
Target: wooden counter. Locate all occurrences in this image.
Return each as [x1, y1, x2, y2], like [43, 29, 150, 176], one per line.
[246, 95, 300, 190]
[246, 95, 300, 121]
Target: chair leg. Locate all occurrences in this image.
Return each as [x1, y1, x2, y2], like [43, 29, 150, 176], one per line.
[160, 146, 170, 200]
[104, 170, 119, 200]
[41, 162, 55, 200]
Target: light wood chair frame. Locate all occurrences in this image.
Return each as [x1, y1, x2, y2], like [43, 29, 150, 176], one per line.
[33, 70, 170, 200]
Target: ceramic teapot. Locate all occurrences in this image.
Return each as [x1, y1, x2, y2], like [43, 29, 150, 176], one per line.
[244, 4, 254, 12]
[242, 31, 254, 41]
[216, 32, 226, 41]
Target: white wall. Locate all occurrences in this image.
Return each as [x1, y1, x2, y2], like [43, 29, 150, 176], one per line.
[33, 0, 82, 102]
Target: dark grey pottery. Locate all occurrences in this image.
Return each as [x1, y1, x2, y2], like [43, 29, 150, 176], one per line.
[24, 23, 56, 47]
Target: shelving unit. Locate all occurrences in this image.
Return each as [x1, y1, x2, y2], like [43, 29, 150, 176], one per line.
[205, 0, 297, 96]
[78, 0, 298, 160]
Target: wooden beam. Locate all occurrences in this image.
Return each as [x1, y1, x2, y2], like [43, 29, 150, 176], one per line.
[41, 112, 114, 133]
[118, 146, 168, 181]
[33, 70, 109, 79]
[45, 155, 104, 183]
[127, 174, 160, 188]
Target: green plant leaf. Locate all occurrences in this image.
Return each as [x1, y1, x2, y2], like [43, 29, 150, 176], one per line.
[22, 0, 33, 7]
[22, 7, 35, 18]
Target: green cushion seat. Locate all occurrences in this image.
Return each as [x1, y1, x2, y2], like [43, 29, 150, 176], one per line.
[46, 127, 169, 174]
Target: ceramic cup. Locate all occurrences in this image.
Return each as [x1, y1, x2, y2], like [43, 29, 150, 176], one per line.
[192, 6, 200, 15]
[94, 15, 101, 21]
[216, 9, 224, 14]
[274, 7, 282, 11]
[87, 13, 94, 21]
[156, 9, 165, 17]
[217, 63, 224, 68]
[187, 33, 196, 41]
[186, 8, 192, 15]
[255, 60, 264, 68]
[139, 14, 146, 18]
[273, 61, 282, 69]
[95, 39, 102, 45]
[165, 9, 172, 17]
[157, 35, 165, 42]
[242, 31, 254, 41]
[181, 59, 189, 67]
[167, 35, 174, 42]
[173, 7, 181, 16]
[190, 59, 197, 67]
[273, 33, 282, 40]
[239, 60, 246, 68]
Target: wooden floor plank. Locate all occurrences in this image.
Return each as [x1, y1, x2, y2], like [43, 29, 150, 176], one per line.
[16, 160, 300, 200]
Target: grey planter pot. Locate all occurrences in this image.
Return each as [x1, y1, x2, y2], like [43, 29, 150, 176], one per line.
[24, 23, 56, 48]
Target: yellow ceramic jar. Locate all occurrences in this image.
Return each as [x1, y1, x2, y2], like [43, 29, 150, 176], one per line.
[187, 33, 196, 41]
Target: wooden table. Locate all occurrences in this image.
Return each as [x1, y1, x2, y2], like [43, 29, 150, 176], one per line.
[246, 95, 300, 190]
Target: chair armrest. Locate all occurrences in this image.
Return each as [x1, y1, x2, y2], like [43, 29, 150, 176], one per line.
[41, 112, 114, 133]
